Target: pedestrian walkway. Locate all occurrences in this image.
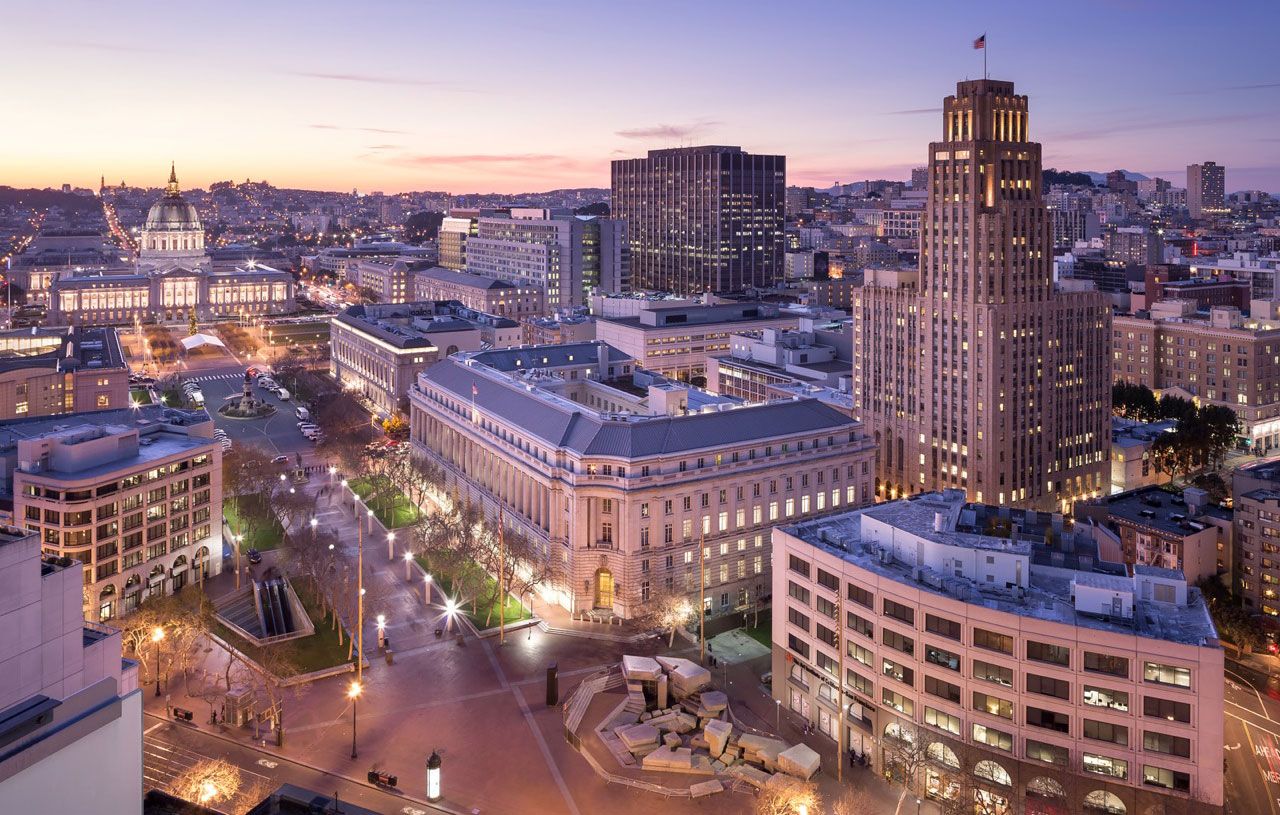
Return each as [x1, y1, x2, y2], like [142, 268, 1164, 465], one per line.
[186, 371, 246, 383]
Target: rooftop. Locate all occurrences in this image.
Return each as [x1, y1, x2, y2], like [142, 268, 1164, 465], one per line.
[784, 491, 1219, 646]
[0, 326, 125, 376]
[1088, 485, 1228, 538]
[416, 265, 522, 291]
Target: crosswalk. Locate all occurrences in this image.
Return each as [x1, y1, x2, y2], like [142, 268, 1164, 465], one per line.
[185, 372, 245, 384]
[144, 726, 271, 799]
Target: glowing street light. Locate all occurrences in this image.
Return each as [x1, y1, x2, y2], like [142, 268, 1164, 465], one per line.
[152, 627, 165, 697]
[403, 550, 413, 580]
[347, 681, 362, 759]
[387, 531, 396, 561]
[423, 573, 432, 604]
[426, 750, 442, 802]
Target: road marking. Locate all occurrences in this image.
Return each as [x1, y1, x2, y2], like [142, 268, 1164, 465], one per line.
[257, 758, 279, 769]
[1228, 667, 1270, 713]
[144, 721, 167, 735]
[402, 808, 427, 815]
[1231, 698, 1279, 725]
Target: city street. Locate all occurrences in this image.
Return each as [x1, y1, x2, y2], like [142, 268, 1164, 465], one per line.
[1225, 657, 1280, 815]
[191, 364, 315, 458]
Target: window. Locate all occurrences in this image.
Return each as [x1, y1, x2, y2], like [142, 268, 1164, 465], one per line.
[925, 675, 961, 703]
[1083, 719, 1128, 746]
[1026, 674, 1070, 700]
[817, 568, 839, 592]
[1026, 640, 1070, 667]
[1026, 706, 1070, 733]
[1083, 686, 1129, 712]
[1084, 651, 1129, 678]
[972, 660, 1013, 687]
[788, 555, 811, 578]
[882, 628, 915, 656]
[1025, 739, 1069, 766]
[925, 644, 960, 672]
[787, 607, 811, 632]
[924, 707, 961, 735]
[882, 689, 913, 716]
[883, 598, 914, 626]
[788, 581, 810, 605]
[815, 595, 837, 619]
[816, 623, 837, 648]
[972, 723, 1012, 752]
[847, 640, 873, 667]
[1143, 662, 1191, 688]
[1143, 766, 1190, 791]
[846, 668, 873, 697]
[925, 614, 961, 640]
[1143, 731, 1191, 758]
[882, 659, 914, 686]
[846, 611, 873, 638]
[1083, 753, 1128, 780]
[847, 583, 873, 608]
[787, 634, 809, 660]
[973, 628, 1013, 655]
[1143, 696, 1191, 723]
[816, 651, 839, 680]
[973, 691, 1013, 719]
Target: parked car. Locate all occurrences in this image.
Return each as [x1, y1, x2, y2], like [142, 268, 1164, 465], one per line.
[246, 548, 263, 565]
[295, 407, 311, 422]
[275, 388, 291, 401]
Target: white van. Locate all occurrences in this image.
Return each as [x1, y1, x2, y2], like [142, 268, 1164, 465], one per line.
[275, 388, 291, 401]
[295, 407, 311, 422]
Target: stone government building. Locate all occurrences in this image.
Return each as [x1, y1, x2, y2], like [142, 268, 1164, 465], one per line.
[47, 165, 295, 326]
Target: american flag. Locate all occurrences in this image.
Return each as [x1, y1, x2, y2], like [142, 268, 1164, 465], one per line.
[471, 383, 478, 397]
[973, 34, 986, 50]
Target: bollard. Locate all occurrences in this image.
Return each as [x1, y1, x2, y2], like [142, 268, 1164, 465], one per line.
[546, 661, 559, 706]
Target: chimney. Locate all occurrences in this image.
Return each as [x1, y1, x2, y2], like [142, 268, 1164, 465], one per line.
[933, 511, 945, 533]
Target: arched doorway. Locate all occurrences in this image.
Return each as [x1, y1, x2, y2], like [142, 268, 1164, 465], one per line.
[1026, 777, 1068, 815]
[593, 568, 614, 609]
[146, 565, 166, 600]
[973, 760, 1013, 815]
[123, 575, 143, 615]
[1083, 791, 1126, 815]
[925, 742, 961, 802]
[98, 585, 117, 622]
[171, 555, 189, 591]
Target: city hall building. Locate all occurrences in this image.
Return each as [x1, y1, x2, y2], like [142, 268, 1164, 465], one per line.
[408, 341, 876, 618]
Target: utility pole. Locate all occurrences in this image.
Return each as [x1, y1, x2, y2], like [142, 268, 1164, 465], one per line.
[836, 597, 845, 784]
[356, 504, 364, 682]
[699, 529, 706, 664]
[498, 508, 506, 646]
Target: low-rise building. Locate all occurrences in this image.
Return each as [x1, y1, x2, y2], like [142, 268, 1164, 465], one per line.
[708, 318, 853, 402]
[520, 313, 596, 346]
[1110, 418, 1176, 494]
[0, 406, 223, 621]
[0, 327, 128, 420]
[773, 490, 1223, 813]
[0, 527, 142, 814]
[408, 340, 876, 618]
[413, 266, 544, 320]
[331, 301, 520, 419]
[1077, 485, 1230, 585]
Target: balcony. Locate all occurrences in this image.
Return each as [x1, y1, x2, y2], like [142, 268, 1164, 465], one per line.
[586, 539, 615, 551]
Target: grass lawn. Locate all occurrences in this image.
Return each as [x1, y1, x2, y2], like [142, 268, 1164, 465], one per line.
[223, 493, 285, 551]
[348, 476, 420, 529]
[129, 388, 154, 406]
[743, 616, 772, 649]
[212, 580, 351, 674]
[415, 556, 530, 630]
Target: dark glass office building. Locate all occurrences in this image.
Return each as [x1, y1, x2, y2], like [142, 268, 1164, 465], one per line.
[611, 146, 785, 295]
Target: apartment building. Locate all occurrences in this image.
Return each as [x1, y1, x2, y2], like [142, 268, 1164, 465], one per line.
[408, 341, 876, 618]
[0, 327, 128, 420]
[773, 490, 1223, 813]
[0, 527, 142, 814]
[593, 300, 809, 386]
[1187, 162, 1226, 219]
[1112, 301, 1280, 450]
[1231, 458, 1280, 619]
[413, 266, 545, 320]
[0, 406, 223, 621]
[1110, 418, 1176, 494]
[347, 258, 421, 304]
[331, 301, 519, 419]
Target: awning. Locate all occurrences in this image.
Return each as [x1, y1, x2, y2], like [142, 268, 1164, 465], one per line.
[170, 564, 189, 577]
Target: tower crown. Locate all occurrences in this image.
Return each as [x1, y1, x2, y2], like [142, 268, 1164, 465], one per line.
[942, 79, 1029, 144]
[165, 162, 181, 198]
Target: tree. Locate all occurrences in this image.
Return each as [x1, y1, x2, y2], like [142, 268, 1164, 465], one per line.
[881, 721, 930, 801]
[188, 307, 198, 336]
[755, 776, 820, 815]
[1199, 404, 1241, 467]
[1112, 382, 1158, 422]
[403, 211, 445, 242]
[643, 590, 695, 646]
[1158, 393, 1197, 423]
[170, 758, 243, 809]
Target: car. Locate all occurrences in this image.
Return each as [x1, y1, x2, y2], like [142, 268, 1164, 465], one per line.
[298, 423, 319, 433]
[271, 455, 289, 464]
[246, 549, 263, 565]
[295, 407, 311, 422]
[275, 388, 291, 401]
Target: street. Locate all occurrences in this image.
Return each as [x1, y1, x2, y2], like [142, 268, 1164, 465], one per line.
[1225, 657, 1280, 815]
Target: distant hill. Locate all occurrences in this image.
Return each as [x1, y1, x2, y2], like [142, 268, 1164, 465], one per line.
[1083, 170, 1149, 185]
[0, 186, 101, 214]
[1043, 169, 1095, 187]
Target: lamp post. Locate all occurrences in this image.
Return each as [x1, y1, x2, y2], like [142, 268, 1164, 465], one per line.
[423, 573, 432, 604]
[403, 551, 413, 581]
[445, 598, 458, 636]
[232, 534, 244, 590]
[152, 627, 165, 697]
[775, 698, 781, 732]
[376, 614, 387, 649]
[310, 517, 318, 542]
[387, 531, 395, 561]
[347, 681, 362, 759]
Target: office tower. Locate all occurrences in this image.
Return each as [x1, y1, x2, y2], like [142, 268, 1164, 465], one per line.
[1186, 162, 1225, 218]
[911, 166, 929, 189]
[854, 79, 1110, 510]
[611, 146, 785, 295]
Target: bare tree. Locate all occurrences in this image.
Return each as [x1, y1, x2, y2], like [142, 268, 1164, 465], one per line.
[755, 776, 821, 815]
[881, 720, 931, 804]
[642, 590, 695, 646]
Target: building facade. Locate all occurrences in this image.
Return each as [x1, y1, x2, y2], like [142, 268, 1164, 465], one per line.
[611, 146, 785, 294]
[408, 341, 876, 618]
[773, 491, 1223, 814]
[138, 164, 206, 264]
[0, 327, 128, 420]
[0, 406, 223, 621]
[855, 79, 1111, 511]
[1231, 458, 1280, 619]
[413, 266, 545, 320]
[1186, 162, 1226, 219]
[0, 527, 142, 815]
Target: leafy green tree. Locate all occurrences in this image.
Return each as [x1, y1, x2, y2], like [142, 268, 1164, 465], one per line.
[1158, 393, 1197, 423]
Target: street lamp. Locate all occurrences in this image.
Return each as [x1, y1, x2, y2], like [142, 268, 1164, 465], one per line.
[387, 531, 396, 561]
[445, 598, 458, 635]
[152, 627, 165, 696]
[376, 614, 387, 649]
[310, 517, 318, 540]
[423, 573, 432, 604]
[426, 750, 442, 802]
[775, 699, 781, 732]
[347, 681, 362, 759]
[403, 551, 413, 581]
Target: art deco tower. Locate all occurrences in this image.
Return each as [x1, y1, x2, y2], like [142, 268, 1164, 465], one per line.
[855, 79, 1110, 510]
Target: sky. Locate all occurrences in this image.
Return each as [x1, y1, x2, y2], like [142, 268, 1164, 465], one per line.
[4, 0, 1279, 195]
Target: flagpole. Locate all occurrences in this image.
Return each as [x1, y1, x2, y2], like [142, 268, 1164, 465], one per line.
[984, 34, 988, 79]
